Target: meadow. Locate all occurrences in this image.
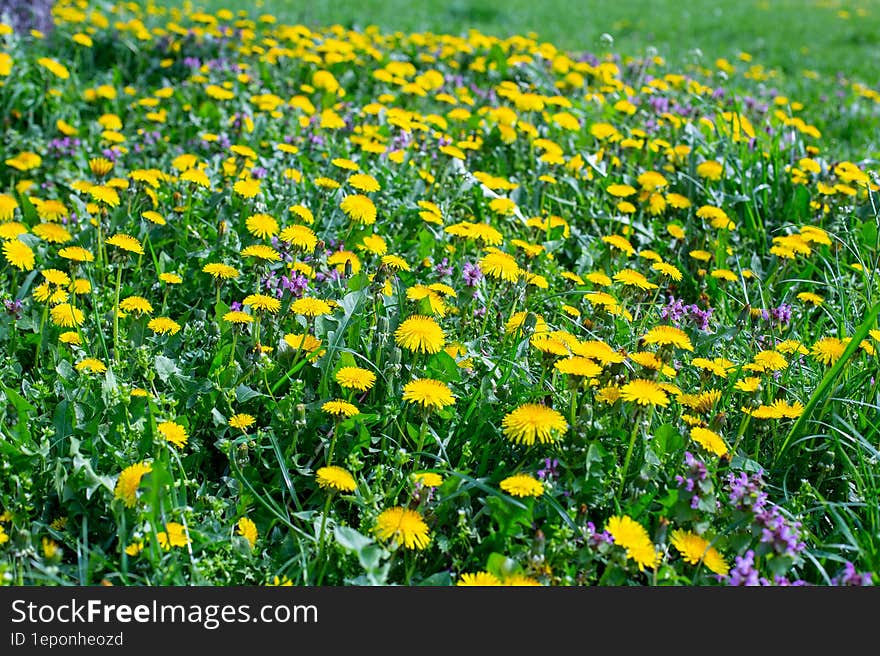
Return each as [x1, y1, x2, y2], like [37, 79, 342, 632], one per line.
[0, 0, 878, 586]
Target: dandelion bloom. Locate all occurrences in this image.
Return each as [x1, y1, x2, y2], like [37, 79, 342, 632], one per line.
[279, 224, 317, 252]
[348, 173, 380, 192]
[652, 262, 682, 281]
[620, 379, 670, 407]
[641, 325, 694, 351]
[147, 317, 181, 335]
[602, 234, 636, 256]
[114, 462, 152, 508]
[291, 297, 332, 317]
[690, 426, 728, 457]
[811, 337, 847, 365]
[479, 250, 521, 282]
[394, 315, 445, 354]
[315, 465, 357, 492]
[3, 238, 35, 270]
[340, 194, 377, 225]
[373, 507, 431, 550]
[119, 296, 154, 315]
[321, 399, 359, 418]
[202, 263, 240, 279]
[50, 303, 85, 327]
[233, 179, 261, 198]
[413, 472, 443, 488]
[554, 356, 602, 378]
[58, 246, 95, 263]
[605, 515, 660, 571]
[237, 517, 258, 548]
[613, 268, 658, 290]
[240, 244, 282, 261]
[245, 213, 279, 239]
[284, 333, 323, 354]
[157, 522, 190, 549]
[75, 358, 107, 374]
[105, 233, 144, 255]
[749, 350, 788, 372]
[499, 473, 544, 498]
[501, 403, 568, 445]
[243, 293, 281, 313]
[669, 529, 730, 576]
[223, 311, 254, 324]
[335, 366, 377, 392]
[229, 413, 256, 430]
[606, 183, 637, 197]
[402, 378, 455, 410]
[457, 571, 502, 586]
[158, 421, 188, 448]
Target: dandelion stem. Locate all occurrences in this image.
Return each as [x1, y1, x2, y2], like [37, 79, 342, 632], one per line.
[618, 409, 642, 503]
[112, 263, 122, 362]
[314, 493, 333, 585]
[35, 302, 48, 370]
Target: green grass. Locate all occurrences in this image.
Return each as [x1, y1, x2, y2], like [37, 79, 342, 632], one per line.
[200, 0, 880, 80]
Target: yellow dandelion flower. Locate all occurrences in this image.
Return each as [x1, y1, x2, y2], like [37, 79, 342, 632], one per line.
[479, 249, 521, 282]
[348, 173, 381, 192]
[105, 233, 144, 255]
[242, 293, 281, 314]
[75, 358, 107, 374]
[642, 325, 694, 351]
[245, 213, 279, 239]
[2, 238, 34, 270]
[321, 399, 360, 418]
[554, 356, 603, 378]
[233, 178, 261, 198]
[499, 473, 544, 498]
[240, 244, 281, 261]
[156, 522, 190, 549]
[613, 268, 658, 290]
[811, 337, 847, 365]
[58, 246, 94, 262]
[373, 507, 431, 550]
[237, 517, 258, 548]
[50, 303, 85, 327]
[202, 263, 239, 279]
[290, 297, 332, 317]
[457, 572, 502, 586]
[315, 466, 357, 492]
[157, 421, 188, 448]
[335, 366, 377, 392]
[119, 295, 153, 315]
[502, 403, 568, 445]
[114, 462, 152, 508]
[602, 234, 636, 256]
[690, 426, 728, 457]
[620, 379, 670, 407]
[229, 413, 256, 430]
[223, 311, 254, 324]
[402, 378, 455, 410]
[670, 529, 729, 576]
[340, 194, 377, 225]
[395, 315, 445, 354]
[279, 224, 317, 252]
[147, 316, 181, 335]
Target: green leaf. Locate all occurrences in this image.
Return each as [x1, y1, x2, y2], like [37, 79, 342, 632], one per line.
[235, 383, 262, 404]
[154, 355, 180, 383]
[425, 350, 461, 382]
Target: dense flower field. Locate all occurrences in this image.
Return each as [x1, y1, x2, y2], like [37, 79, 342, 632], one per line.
[1, 0, 878, 586]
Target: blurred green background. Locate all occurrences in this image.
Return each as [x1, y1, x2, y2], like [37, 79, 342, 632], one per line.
[182, 0, 880, 82]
